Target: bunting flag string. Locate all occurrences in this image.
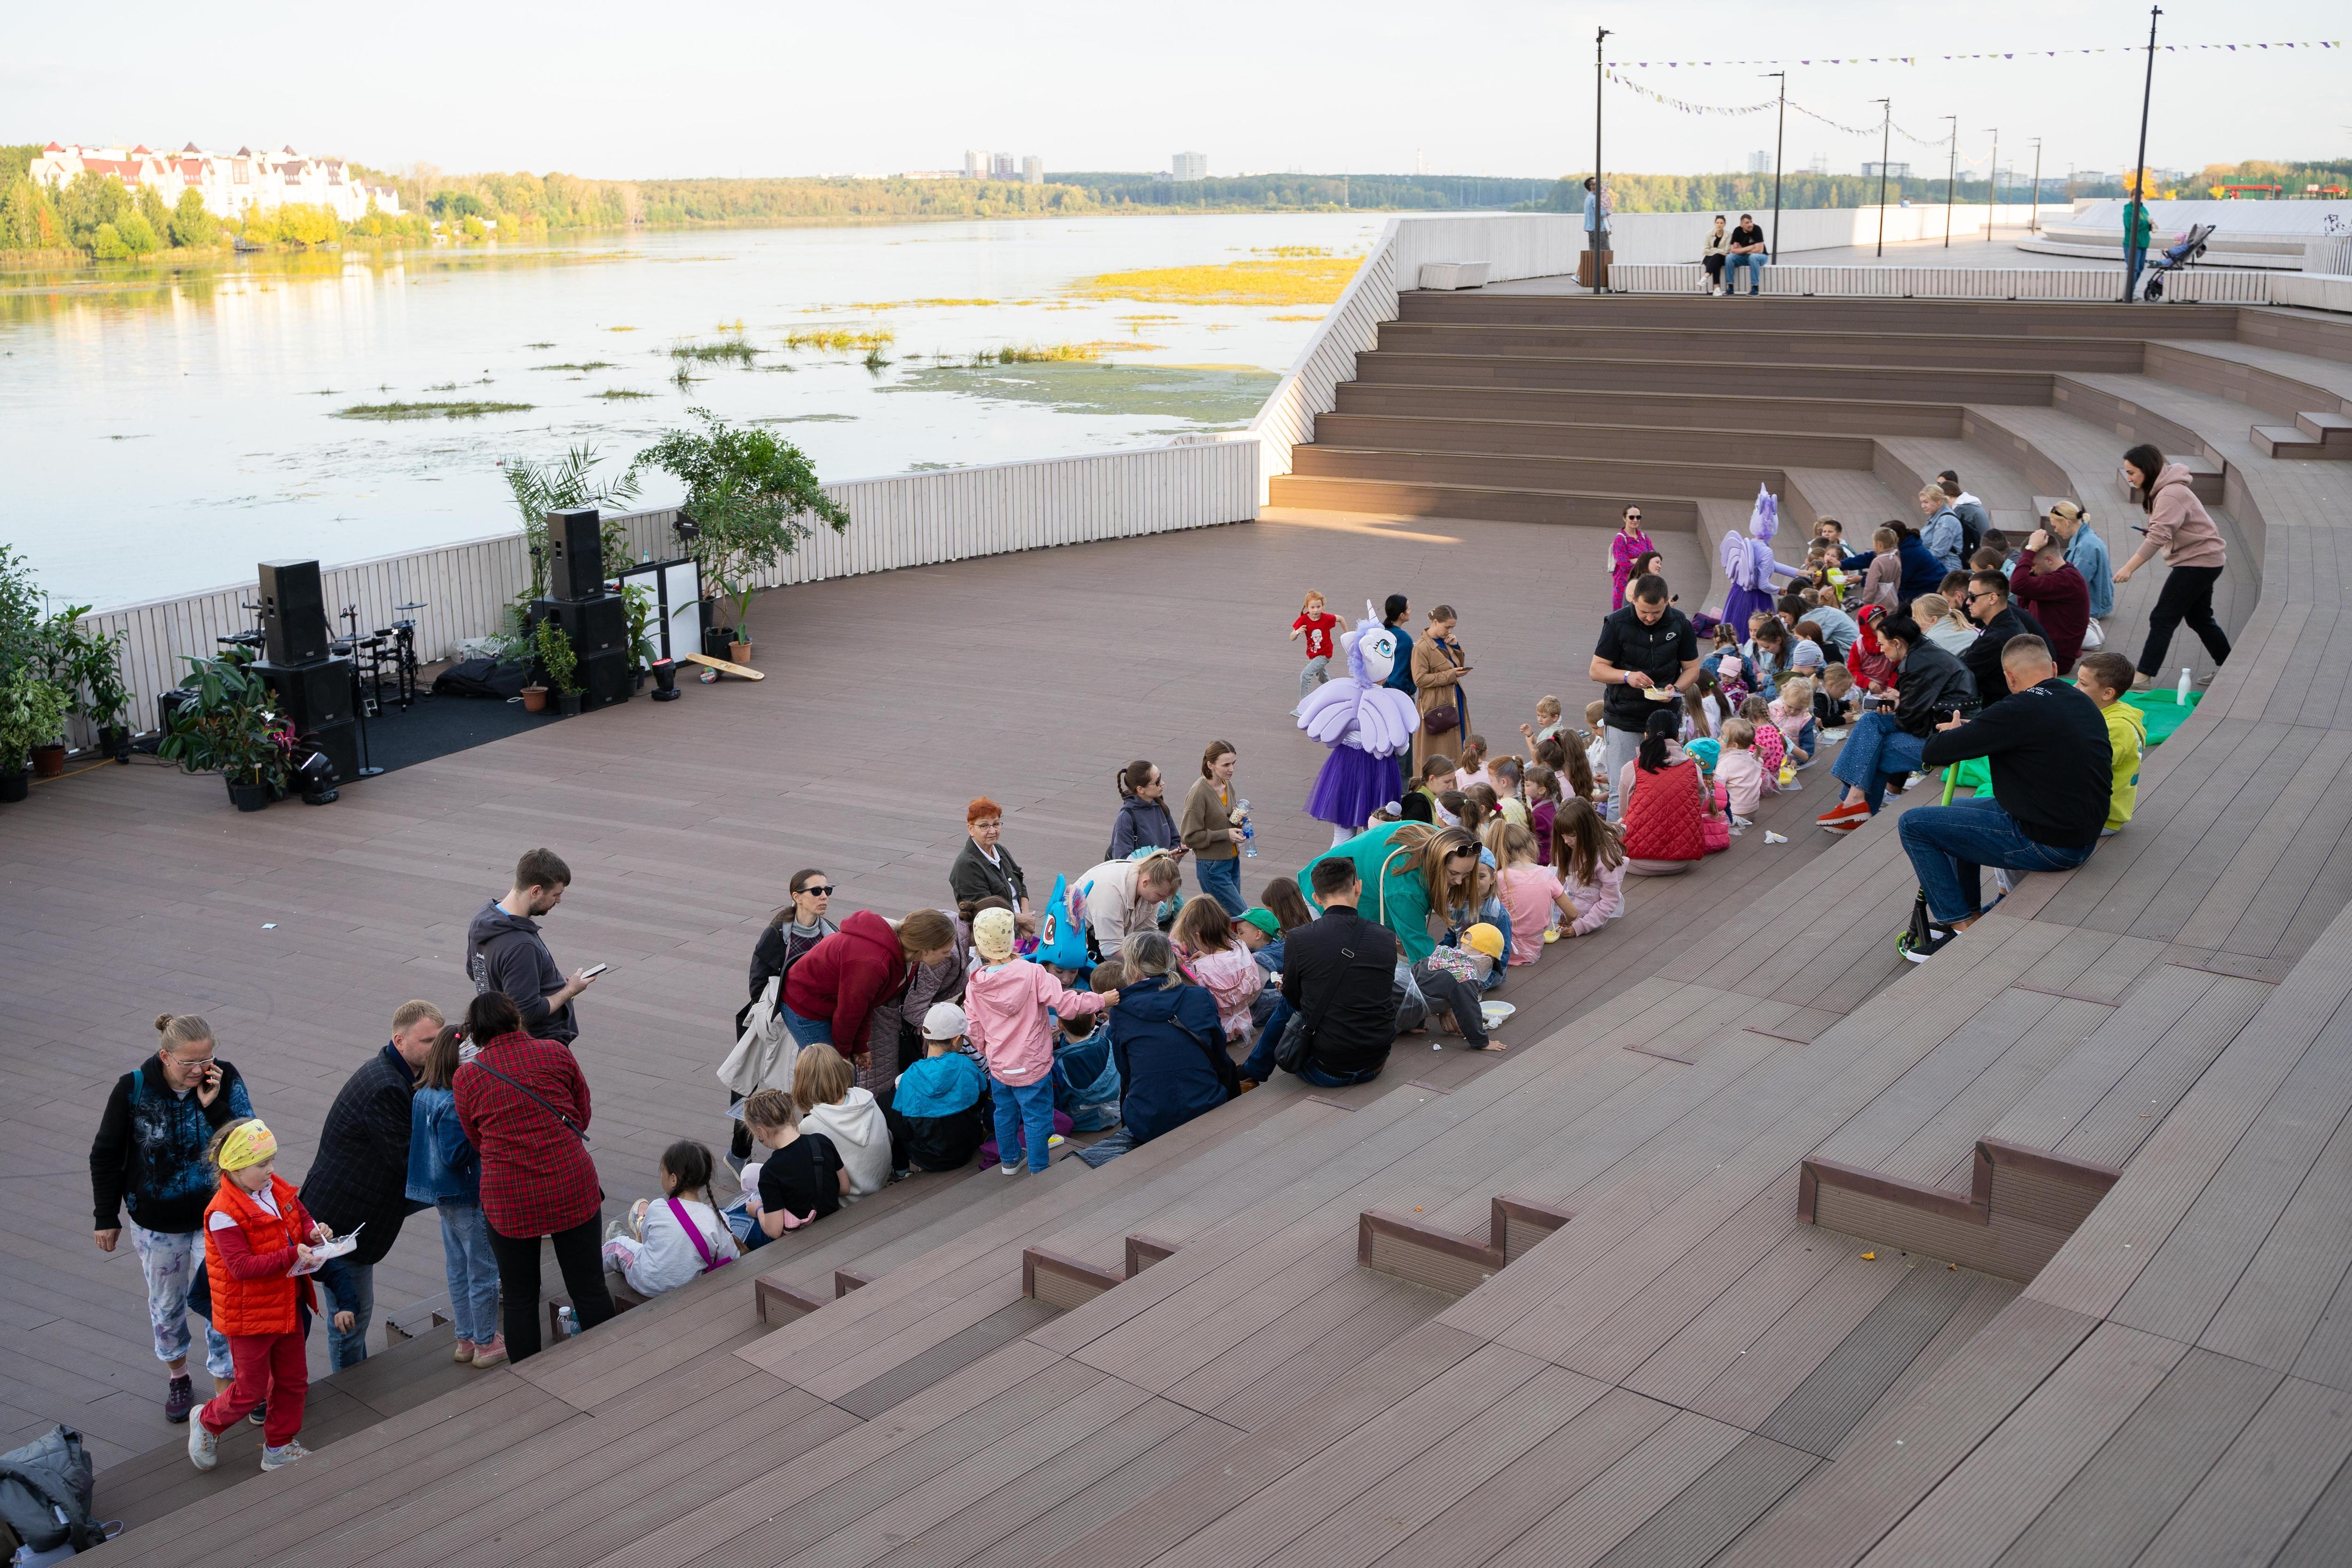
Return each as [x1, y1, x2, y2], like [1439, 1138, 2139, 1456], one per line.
[1609, 71, 1971, 150]
[1606, 41, 2338, 68]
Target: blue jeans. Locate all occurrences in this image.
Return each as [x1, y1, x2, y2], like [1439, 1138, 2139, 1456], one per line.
[1242, 996, 1292, 1083]
[438, 1201, 501, 1346]
[1299, 1061, 1381, 1088]
[780, 1005, 834, 1048]
[318, 1258, 373, 1370]
[991, 1075, 1056, 1172]
[1831, 713, 1928, 814]
[1899, 794, 2095, 926]
[1196, 855, 1245, 917]
[1727, 253, 1766, 293]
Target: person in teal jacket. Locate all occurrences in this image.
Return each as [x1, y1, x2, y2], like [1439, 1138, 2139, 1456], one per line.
[2124, 198, 2153, 301]
[1295, 823, 1480, 965]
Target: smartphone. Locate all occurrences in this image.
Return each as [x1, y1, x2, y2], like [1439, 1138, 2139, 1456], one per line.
[580, 963, 610, 979]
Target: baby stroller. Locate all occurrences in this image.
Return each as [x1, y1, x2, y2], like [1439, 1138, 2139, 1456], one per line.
[2138, 222, 2217, 301]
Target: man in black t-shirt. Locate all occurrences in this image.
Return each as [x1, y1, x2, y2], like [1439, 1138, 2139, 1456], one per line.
[1589, 573, 1700, 819]
[1726, 214, 1768, 295]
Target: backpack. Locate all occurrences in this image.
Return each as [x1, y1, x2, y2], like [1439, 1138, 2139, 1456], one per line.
[0, 1425, 100, 1556]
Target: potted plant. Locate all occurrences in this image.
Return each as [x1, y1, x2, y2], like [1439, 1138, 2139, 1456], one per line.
[51, 605, 131, 761]
[501, 443, 640, 599]
[156, 648, 296, 810]
[621, 580, 656, 692]
[632, 407, 850, 663]
[535, 616, 581, 716]
[0, 669, 69, 803]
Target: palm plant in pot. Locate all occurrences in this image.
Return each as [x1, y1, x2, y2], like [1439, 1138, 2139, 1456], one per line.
[157, 648, 296, 811]
[535, 616, 582, 716]
[0, 669, 70, 804]
[631, 407, 850, 664]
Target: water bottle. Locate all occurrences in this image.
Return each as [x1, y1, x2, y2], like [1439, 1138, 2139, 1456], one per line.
[556, 1305, 579, 1339]
[1237, 799, 1258, 858]
[2177, 667, 2193, 705]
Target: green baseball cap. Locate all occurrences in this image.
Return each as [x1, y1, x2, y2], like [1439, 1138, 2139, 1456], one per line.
[1238, 907, 1281, 938]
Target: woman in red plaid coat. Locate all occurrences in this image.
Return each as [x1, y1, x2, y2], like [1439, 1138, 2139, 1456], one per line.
[453, 990, 611, 1361]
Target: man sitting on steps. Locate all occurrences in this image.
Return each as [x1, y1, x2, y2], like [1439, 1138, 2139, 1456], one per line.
[1276, 858, 1403, 1090]
[1896, 636, 2111, 963]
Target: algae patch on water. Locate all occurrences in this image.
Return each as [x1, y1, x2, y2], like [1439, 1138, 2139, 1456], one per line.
[884, 362, 1278, 422]
[1069, 256, 1362, 307]
[333, 400, 535, 421]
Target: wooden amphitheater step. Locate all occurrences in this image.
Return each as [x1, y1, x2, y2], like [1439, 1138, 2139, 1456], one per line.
[1267, 473, 1706, 528]
[1331, 380, 1967, 436]
[1356, 1194, 1576, 1295]
[1395, 291, 2247, 340]
[1309, 412, 1881, 469]
[1350, 349, 2056, 404]
[2251, 410, 2352, 459]
[1371, 320, 2155, 373]
[1286, 444, 1796, 499]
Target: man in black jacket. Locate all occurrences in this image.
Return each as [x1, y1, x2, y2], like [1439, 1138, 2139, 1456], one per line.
[1818, 614, 1977, 830]
[1279, 858, 1401, 1088]
[1589, 574, 1701, 820]
[1897, 636, 2110, 962]
[1955, 571, 2049, 706]
[298, 1001, 442, 1368]
[467, 847, 596, 1046]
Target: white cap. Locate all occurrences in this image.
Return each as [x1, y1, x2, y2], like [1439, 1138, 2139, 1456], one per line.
[922, 1002, 968, 1040]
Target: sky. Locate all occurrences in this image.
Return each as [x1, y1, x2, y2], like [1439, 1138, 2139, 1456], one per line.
[6, 1, 2344, 185]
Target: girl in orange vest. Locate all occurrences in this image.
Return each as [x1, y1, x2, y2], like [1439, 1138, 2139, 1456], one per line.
[188, 1118, 332, 1473]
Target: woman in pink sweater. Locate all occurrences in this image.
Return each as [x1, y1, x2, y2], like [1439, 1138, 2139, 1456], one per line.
[962, 909, 1112, 1174]
[2114, 444, 2230, 688]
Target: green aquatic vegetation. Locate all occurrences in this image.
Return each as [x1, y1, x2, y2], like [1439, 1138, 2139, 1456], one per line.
[332, 400, 535, 421]
[594, 388, 655, 399]
[533, 360, 617, 371]
[885, 361, 1277, 421]
[669, 339, 759, 363]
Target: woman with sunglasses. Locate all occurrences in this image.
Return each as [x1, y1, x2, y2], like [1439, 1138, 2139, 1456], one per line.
[1610, 505, 1655, 611]
[743, 871, 840, 1027]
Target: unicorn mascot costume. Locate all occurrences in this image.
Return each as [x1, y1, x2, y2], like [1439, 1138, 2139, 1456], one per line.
[1718, 483, 1803, 640]
[1296, 602, 1420, 845]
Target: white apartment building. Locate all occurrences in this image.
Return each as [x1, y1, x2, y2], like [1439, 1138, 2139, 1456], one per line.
[27, 142, 401, 222]
[1171, 151, 1208, 182]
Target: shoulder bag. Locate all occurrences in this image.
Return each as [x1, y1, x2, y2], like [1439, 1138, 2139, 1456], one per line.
[666, 1196, 731, 1274]
[468, 1054, 590, 1147]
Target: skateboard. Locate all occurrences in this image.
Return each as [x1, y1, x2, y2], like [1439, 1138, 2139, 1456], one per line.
[677, 652, 766, 682]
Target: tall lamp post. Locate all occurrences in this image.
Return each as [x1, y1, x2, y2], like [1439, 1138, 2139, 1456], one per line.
[1942, 115, 1958, 247]
[2027, 137, 2043, 235]
[1985, 129, 1999, 240]
[1762, 71, 1786, 263]
[2127, 6, 2162, 302]
[1594, 25, 1611, 293]
[1874, 99, 1892, 256]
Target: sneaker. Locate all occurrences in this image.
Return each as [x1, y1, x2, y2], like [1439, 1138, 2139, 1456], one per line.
[1821, 814, 1867, 835]
[1046, 1134, 1066, 1149]
[260, 1440, 312, 1473]
[165, 1374, 194, 1424]
[453, 1339, 476, 1365]
[1993, 869, 2015, 895]
[1818, 798, 1870, 827]
[187, 1419, 217, 1472]
[1898, 926, 1958, 964]
[888, 1166, 912, 1185]
[1001, 1161, 1023, 1176]
[469, 1336, 508, 1369]
[249, 1402, 266, 1427]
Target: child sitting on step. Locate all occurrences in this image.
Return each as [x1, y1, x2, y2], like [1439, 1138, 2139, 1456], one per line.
[1414, 923, 1507, 1051]
[733, 1089, 845, 1248]
[1715, 719, 1766, 828]
[1169, 895, 1262, 1044]
[603, 1140, 738, 1297]
[884, 1003, 990, 1174]
[1549, 800, 1628, 936]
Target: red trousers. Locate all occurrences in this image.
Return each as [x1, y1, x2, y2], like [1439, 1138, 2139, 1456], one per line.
[199, 1330, 307, 1447]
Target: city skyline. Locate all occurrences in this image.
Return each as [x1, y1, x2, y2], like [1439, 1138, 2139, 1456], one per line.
[5, 0, 2345, 185]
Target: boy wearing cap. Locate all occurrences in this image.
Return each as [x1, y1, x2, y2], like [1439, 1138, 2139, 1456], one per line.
[882, 1003, 991, 1176]
[964, 908, 1116, 1175]
[1412, 924, 1507, 1053]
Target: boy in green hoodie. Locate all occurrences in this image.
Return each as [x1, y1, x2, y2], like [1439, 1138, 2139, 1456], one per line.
[2077, 653, 2147, 835]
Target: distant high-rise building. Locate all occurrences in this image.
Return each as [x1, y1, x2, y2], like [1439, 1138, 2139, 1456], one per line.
[1862, 161, 1910, 180]
[1171, 150, 1208, 182]
[990, 151, 1016, 180]
[963, 150, 985, 179]
[1746, 151, 1772, 174]
[1021, 156, 1042, 185]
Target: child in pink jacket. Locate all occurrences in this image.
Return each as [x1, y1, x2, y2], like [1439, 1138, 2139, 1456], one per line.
[964, 908, 1111, 1174]
[1715, 719, 1766, 826]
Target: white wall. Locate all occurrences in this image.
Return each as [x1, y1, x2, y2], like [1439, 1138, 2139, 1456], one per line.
[1595, 205, 1985, 262]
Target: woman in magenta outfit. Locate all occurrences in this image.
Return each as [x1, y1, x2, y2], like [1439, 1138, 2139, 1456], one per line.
[1610, 505, 1655, 610]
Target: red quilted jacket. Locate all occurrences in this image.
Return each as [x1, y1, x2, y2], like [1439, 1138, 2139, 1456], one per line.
[1621, 758, 1707, 863]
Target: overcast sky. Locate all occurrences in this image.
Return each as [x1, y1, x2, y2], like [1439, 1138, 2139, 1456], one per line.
[8, 1, 2344, 183]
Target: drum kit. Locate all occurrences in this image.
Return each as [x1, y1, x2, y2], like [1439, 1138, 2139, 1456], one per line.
[332, 601, 427, 715]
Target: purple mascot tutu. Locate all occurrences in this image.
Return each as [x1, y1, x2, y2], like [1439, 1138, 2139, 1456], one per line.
[1298, 603, 1420, 834]
[1719, 483, 1803, 639]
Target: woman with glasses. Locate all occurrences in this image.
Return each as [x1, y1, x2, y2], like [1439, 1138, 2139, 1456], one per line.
[949, 798, 1037, 934]
[744, 871, 840, 1022]
[1610, 505, 1655, 611]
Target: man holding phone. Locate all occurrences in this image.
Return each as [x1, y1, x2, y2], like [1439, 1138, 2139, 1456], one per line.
[467, 848, 598, 1047]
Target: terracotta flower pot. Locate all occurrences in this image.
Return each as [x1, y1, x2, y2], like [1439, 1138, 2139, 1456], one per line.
[521, 685, 548, 713]
[32, 743, 66, 779]
[730, 641, 754, 666]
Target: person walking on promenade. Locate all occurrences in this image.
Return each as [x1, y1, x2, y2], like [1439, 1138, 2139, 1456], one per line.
[1411, 606, 1472, 778]
[1183, 740, 1251, 916]
[91, 1013, 252, 1423]
[2113, 444, 2231, 689]
[467, 847, 596, 1048]
[1610, 506, 1655, 609]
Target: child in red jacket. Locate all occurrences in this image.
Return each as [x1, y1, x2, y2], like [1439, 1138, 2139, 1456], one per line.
[188, 1118, 334, 1473]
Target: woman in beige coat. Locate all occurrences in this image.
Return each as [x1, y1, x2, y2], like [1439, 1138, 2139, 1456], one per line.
[1410, 606, 1470, 776]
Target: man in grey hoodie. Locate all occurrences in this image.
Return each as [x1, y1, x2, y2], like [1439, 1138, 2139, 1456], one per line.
[466, 847, 596, 1046]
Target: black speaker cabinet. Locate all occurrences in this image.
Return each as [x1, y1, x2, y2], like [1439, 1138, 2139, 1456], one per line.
[298, 717, 361, 788]
[546, 508, 604, 602]
[529, 595, 626, 658]
[258, 559, 330, 665]
[577, 647, 631, 712]
[253, 657, 357, 732]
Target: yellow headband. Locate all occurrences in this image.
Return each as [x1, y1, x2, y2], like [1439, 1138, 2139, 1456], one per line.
[216, 1120, 277, 1172]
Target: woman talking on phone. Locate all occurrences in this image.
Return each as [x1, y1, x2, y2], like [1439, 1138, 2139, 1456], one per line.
[89, 1014, 256, 1425]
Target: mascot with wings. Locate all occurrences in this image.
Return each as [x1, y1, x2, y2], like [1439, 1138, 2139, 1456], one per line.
[1296, 602, 1420, 843]
[1719, 483, 1802, 639]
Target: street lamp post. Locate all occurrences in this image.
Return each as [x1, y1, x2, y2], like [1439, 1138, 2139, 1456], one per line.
[2127, 6, 2163, 302]
[1592, 26, 1613, 293]
[1942, 115, 1958, 247]
[2027, 137, 2043, 234]
[1875, 99, 1892, 256]
[1985, 129, 1999, 240]
[1762, 71, 1786, 264]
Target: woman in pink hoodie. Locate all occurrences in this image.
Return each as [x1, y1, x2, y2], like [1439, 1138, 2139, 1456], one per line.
[2114, 443, 2230, 689]
[963, 908, 1112, 1174]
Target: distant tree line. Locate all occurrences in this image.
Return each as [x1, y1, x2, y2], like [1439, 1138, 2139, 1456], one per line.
[1042, 172, 1559, 210]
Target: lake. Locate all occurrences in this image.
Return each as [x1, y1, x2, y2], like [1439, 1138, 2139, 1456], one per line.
[0, 213, 1382, 610]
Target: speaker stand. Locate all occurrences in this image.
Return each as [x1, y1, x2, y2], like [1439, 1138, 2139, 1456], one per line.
[349, 665, 384, 778]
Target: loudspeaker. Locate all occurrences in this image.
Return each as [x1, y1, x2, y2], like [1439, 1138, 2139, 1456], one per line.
[529, 595, 626, 658]
[296, 717, 361, 790]
[577, 647, 632, 712]
[546, 508, 604, 602]
[253, 657, 358, 733]
[258, 560, 330, 665]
